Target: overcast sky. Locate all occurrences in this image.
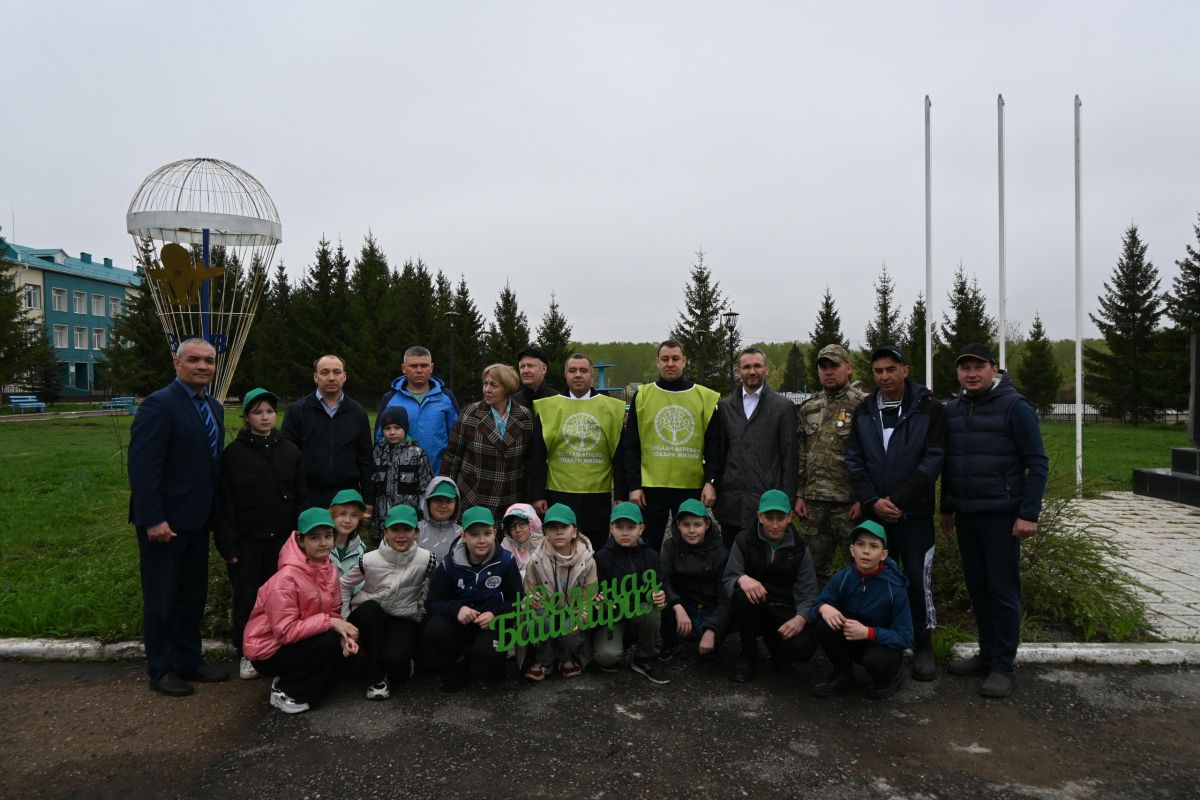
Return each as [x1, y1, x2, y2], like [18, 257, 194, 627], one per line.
[4, 1, 1198, 350]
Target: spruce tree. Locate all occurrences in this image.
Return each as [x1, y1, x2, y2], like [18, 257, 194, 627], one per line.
[935, 265, 997, 395]
[780, 343, 806, 392]
[807, 287, 848, 388]
[450, 276, 487, 403]
[901, 294, 929, 387]
[1156, 213, 1200, 411]
[485, 281, 531, 365]
[864, 263, 905, 351]
[0, 232, 41, 388]
[343, 233, 395, 395]
[536, 291, 574, 381]
[1014, 313, 1061, 415]
[668, 249, 738, 390]
[1165, 213, 1200, 332]
[1085, 224, 1164, 424]
[428, 270, 455, 383]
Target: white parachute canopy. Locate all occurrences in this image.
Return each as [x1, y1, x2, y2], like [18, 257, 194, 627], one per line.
[126, 157, 281, 401]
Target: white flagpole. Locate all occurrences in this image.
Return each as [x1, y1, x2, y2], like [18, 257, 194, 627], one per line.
[1074, 95, 1084, 497]
[998, 94, 1007, 370]
[925, 95, 933, 392]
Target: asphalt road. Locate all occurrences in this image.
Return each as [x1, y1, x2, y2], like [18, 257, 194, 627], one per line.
[4, 651, 1198, 799]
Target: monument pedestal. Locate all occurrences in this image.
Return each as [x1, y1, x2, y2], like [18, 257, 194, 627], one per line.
[1133, 448, 1200, 507]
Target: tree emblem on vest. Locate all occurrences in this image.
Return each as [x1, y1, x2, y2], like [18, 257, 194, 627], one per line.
[562, 412, 603, 452]
[654, 404, 695, 444]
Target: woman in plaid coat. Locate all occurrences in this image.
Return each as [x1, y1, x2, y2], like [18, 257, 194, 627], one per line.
[440, 364, 533, 522]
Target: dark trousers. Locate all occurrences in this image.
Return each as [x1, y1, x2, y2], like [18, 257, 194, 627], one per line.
[138, 526, 209, 681]
[641, 486, 701, 552]
[730, 589, 817, 663]
[421, 614, 506, 680]
[815, 618, 903, 680]
[251, 629, 344, 705]
[883, 515, 936, 634]
[546, 489, 611, 553]
[227, 536, 286, 657]
[347, 600, 421, 684]
[305, 483, 349, 510]
[661, 601, 722, 648]
[719, 522, 743, 550]
[956, 511, 1022, 672]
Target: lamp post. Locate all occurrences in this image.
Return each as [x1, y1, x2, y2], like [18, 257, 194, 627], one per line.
[696, 328, 706, 387]
[722, 308, 740, 391]
[445, 309, 459, 394]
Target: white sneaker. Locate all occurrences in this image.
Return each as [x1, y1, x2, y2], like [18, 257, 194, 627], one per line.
[366, 680, 390, 700]
[239, 657, 259, 680]
[270, 687, 310, 714]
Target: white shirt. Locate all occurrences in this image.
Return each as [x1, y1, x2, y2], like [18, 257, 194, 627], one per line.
[742, 387, 760, 420]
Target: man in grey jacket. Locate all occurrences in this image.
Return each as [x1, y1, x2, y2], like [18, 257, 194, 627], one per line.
[714, 348, 798, 546]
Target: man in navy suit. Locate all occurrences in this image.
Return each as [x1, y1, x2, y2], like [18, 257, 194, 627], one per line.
[129, 338, 229, 696]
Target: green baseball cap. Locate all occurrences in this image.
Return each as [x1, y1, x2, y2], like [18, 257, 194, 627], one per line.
[384, 505, 419, 529]
[851, 519, 888, 547]
[461, 506, 495, 530]
[676, 498, 709, 520]
[543, 503, 577, 526]
[610, 502, 643, 524]
[757, 489, 792, 514]
[242, 387, 278, 412]
[329, 489, 366, 509]
[297, 507, 335, 535]
[427, 481, 458, 500]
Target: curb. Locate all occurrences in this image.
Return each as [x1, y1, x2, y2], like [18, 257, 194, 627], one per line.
[2, 638, 1198, 665]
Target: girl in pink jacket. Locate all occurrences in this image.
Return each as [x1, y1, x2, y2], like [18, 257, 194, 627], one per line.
[244, 508, 360, 714]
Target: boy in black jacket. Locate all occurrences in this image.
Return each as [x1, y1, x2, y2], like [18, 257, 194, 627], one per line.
[724, 489, 819, 683]
[593, 502, 670, 684]
[659, 499, 729, 659]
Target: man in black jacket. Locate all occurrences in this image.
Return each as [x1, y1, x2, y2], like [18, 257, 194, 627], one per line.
[281, 354, 373, 510]
[844, 345, 945, 682]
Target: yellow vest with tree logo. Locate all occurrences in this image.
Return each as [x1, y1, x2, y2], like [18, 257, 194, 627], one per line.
[635, 383, 720, 489]
[534, 394, 626, 494]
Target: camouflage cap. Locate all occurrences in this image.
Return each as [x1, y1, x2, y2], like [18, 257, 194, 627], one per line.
[817, 343, 851, 365]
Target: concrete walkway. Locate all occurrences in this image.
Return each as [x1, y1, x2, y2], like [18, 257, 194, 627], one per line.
[1071, 491, 1200, 642]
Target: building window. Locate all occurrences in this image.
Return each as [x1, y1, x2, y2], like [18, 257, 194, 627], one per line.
[73, 291, 86, 314]
[110, 297, 123, 318]
[52, 288, 67, 312]
[93, 328, 106, 350]
[74, 326, 88, 350]
[24, 284, 43, 310]
[92, 294, 106, 317]
[53, 325, 68, 349]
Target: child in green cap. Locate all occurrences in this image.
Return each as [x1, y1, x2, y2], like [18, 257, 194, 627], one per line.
[418, 477, 463, 560]
[723, 489, 819, 683]
[659, 498, 730, 660]
[522, 503, 598, 681]
[808, 520, 913, 699]
[340, 504, 438, 700]
[329, 489, 368, 579]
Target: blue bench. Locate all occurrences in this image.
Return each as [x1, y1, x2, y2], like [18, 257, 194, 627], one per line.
[99, 396, 137, 413]
[9, 395, 47, 414]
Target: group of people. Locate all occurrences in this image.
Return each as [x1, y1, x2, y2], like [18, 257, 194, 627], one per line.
[127, 334, 1047, 711]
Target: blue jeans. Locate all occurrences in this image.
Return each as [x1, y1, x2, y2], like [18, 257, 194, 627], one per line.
[661, 602, 713, 647]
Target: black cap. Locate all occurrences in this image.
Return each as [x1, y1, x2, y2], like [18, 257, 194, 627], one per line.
[516, 346, 549, 366]
[870, 345, 907, 364]
[955, 343, 996, 365]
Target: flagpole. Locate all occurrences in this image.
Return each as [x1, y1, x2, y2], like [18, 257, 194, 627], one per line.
[998, 94, 1007, 370]
[925, 95, 933, 392]
[1074, 95, 1084, 497]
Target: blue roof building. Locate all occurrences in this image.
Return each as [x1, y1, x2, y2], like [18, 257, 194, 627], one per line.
[2, 240, 141, 395]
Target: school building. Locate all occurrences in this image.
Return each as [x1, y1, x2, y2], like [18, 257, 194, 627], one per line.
[1, 239, 141, 395]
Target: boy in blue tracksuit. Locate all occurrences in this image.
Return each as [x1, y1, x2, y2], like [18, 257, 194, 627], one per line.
[809, 520, 913, 699]
[422, 506, 522, 691]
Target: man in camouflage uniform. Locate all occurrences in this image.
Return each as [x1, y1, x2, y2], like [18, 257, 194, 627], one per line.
[793, 343, 866, 584]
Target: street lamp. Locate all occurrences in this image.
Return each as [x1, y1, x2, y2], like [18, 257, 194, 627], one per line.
[696, 328, 706, 386]
[445, 309, 460, 393]
[722, 308, 740, 390]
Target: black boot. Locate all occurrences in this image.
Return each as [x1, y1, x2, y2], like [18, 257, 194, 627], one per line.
[911, 629, 937, 682]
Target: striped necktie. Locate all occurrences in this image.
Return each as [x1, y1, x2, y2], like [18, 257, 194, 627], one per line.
[195, 394, 218, 458]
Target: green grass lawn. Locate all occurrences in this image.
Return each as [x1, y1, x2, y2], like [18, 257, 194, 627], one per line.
[0, 414, 1187, 639]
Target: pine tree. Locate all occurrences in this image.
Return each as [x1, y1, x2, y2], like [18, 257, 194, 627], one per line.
[668, 249, 739, 390]
[1156, 213, 1200, 411]
[293, 237, 344, 359]
[343, 233, 395, 395]
[450, 276, 487, 403]
[807, 287, 848, 388]
[780, 343, 806, 392]
[394, 258, 435, 360]
[536, 291, 574, 380]
[1166, 213, 1200, 332]
[1085, 224, 1165, 424]
[485, 281, 531, 365]
[1014, 313, 1061, 415]
[864, 263, 905, 351]
[900, 294, 932, 388]
[427, 270, 455, 383]
[935, 265, 997, 395]
[247, 261, 309, 400]
[104, 239, 175, 395]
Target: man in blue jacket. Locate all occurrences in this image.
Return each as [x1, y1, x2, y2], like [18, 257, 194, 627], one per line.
[941, 344, 1048, 699]
[844, 345, 944, 682]
[128, 338, 229, 696]
[377, 345, 459, 475]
